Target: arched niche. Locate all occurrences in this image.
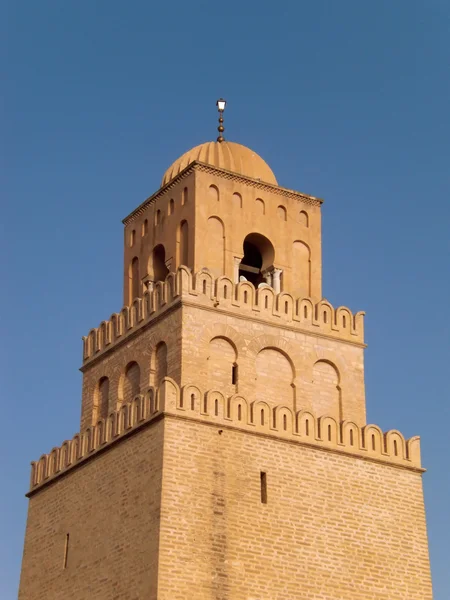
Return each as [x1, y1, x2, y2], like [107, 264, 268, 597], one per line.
[123, 361, 141, 404]
[151, 342, 168, 387]
[209, 185, 219, 202]
[178, 220, 189, 266]
[204, 216, 225, 277]
[129, 257, 140, 304]
[255, 348, 295, 408]
[94, 376, 110, 421]
[292, 241, 311, 296]
[312, 360, 341, 419]
[208, 337, 237, 396]
[277, 205, 287, 221]
[299, 210, 309, 227]
[239, 233, 275, 287]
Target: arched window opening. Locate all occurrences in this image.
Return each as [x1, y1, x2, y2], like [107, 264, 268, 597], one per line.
[142, 219, 148, 236]
[305, 419, 310, 436]
[151, 245, 169, 284]
[168, 199, 174, 215]
[155, 209, 161, 226]
[179, 220, 189, 266]
[129, 257, 140, 303]
[124, 361, 140, 404]
[238, 404, 242, 421]
[190, 393, 195, 410]
[182, 187, 188, 205]
[238, 233, 275, 288]
[130, 230, 136, 247]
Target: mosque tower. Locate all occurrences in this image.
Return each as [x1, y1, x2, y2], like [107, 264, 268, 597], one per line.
[19, 101, 433, 599]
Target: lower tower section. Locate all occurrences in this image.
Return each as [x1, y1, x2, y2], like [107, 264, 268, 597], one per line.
[19, 379, 432, 600]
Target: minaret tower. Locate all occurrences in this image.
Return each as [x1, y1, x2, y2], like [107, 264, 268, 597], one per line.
[19, 102, 432, 600]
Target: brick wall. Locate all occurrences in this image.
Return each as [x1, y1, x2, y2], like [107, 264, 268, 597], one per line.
[158, 416, 432, 600]
[19, 422, 164, 600]
[80, 307, 182, 430]
[181, 303, 366, 424]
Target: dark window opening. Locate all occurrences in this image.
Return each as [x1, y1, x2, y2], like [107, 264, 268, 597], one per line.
[238, 233, 275, 288]
[63, 533, 69, 569]
[232, 364, 238, 385]
[152, 245, 169, 283]
[260, 472, 267, 504]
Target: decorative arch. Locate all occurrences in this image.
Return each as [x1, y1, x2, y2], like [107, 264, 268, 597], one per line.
[168, 198, 175, 215]
[277, 205, 287, 221]
[178, 220, 189, 266]
[255, 347, 295, 409]
[292, 240, 311, 296]
[151, 341, 168, 387]
[209, 184, 219, 202]
[311, 360, 341, 420]
[232, 192, 243, 209]
[204, 216, 225, 277]
[208, 336, 238, 395]
[255, 198, 265, 215]
[129, 257, 140, 304]
[299, 210, 309, 227]
[94, 376, 110, 421]
[121, 361, 141, 404]
[200, 323, 247, 358]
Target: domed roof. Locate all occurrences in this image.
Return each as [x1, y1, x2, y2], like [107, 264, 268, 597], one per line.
[161, 141, 277, 187]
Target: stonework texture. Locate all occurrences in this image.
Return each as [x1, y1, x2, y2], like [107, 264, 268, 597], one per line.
[19, 150, 433, 599]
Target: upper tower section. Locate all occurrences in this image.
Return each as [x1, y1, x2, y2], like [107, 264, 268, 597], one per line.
[122, 103, 323, 307]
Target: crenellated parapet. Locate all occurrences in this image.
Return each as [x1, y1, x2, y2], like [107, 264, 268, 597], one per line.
[29, 378, 422, 494]
[82, 267, 365, 365]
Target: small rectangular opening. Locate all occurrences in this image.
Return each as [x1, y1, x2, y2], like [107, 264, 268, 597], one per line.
[260, 471, 267, 504]
[63, 533, 69, 569]
[231, 364, 238, 385]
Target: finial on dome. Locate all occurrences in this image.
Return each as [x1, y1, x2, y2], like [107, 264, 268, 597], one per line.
[216, 98, 226, 142]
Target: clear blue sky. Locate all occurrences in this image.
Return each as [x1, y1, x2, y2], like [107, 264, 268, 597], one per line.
[2, 1, 449, 597]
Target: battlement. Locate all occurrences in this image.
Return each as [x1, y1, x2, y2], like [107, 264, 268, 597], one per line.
[29, 378, 422, 494]
[82, 267, 365, 365]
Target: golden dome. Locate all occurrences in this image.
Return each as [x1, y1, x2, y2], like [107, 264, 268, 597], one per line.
[161, 141, 277, 186]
